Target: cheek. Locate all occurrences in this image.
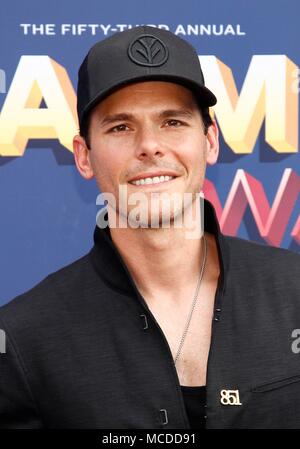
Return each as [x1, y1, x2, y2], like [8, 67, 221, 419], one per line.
[182, 140, 207, 182]
[90, 149, 126, 190]
[178, 137, 206, 168]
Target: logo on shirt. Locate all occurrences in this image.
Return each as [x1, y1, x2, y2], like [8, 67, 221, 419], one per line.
[220, 389, 242, 406]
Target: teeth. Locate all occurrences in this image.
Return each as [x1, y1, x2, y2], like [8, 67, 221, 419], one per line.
[131, 175, 175, 186]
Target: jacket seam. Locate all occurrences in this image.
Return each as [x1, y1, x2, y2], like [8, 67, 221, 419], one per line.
[251, 374, 300, 393]
[0, 315, 45, 427]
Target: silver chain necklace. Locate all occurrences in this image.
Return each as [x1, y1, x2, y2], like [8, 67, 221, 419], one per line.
[174, 233, 207, 366]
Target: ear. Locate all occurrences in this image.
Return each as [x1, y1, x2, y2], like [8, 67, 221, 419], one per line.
[205, 119, 219, 165]
[73, 135, 94, 180]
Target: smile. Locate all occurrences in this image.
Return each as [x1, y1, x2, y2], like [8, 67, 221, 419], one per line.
[129, 175, 176, 186]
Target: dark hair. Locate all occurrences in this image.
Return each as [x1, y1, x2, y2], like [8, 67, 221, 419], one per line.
[79, 105, 213, 149]
[79, 113, 92, 149]
[200, 107, 213, 135]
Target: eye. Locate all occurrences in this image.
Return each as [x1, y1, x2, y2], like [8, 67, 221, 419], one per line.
[164, 119, 185, 127]
[109, 124, 130, 133]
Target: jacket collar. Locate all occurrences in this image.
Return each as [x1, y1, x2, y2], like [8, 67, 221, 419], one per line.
[89, 198, 230, 302]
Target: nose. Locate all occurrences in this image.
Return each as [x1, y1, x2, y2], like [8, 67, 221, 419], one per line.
[134, 124, 165, 160]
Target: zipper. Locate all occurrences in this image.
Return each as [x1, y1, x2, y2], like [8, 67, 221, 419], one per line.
[108, 227, 227, 429]
[203, 264, 225, 428]
[135, 288, 191, 428]
[115, 251, 191, 428]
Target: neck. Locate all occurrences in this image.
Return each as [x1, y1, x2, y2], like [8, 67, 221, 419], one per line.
[108, 201, 219, 305]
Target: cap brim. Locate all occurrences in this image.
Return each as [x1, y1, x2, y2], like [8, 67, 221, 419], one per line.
[80, 74, 217, 124]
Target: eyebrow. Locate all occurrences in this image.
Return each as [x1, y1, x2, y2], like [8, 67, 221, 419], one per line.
[98, 108, 195, 128]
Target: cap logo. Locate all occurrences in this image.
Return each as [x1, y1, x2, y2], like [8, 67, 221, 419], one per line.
[128, 34, 169, 67]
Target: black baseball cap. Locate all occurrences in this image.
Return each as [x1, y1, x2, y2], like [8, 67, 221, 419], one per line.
[77, 26, 217, 128]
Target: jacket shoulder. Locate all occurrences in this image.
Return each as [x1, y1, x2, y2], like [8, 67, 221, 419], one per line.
[223, 234, 300, 276]
[0, 251, 97, 326]
[224, 234, 300, 257]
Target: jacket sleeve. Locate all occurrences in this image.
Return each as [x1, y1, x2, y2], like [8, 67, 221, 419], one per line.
[0, 317, 43, 428]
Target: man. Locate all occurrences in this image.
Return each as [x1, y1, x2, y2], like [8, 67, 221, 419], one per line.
[0, 26, 300, 430]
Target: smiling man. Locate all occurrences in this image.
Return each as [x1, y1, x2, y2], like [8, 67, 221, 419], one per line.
[75, 80, 217, 232]
[73, 78, 220, 391]
[1, 26, 300, 430]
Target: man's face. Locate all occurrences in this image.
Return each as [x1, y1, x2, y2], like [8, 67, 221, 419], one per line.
[74, 80, 219, 227]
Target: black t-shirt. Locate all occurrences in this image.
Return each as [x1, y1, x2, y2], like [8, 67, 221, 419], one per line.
[180, 385, 206, 429]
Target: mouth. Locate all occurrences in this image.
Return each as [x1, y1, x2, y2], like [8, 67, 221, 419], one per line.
[128, 174, 179, 187]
